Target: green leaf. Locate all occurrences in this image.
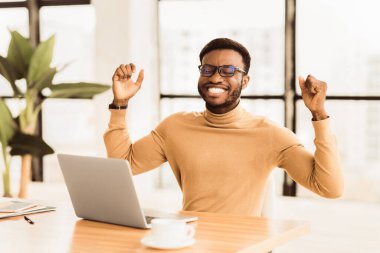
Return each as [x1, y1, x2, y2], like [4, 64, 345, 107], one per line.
[30, 67, 57, 92]
[27, 35, 55, 86]
[0, 99, 16, 155]
[0, 55, 21, 96]
[7, 30, 33, 79]
[9, 132, 54, 157]
[48, 82, 110, 99]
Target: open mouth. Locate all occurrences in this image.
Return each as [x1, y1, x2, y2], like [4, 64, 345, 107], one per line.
[207, 87, 227, 94]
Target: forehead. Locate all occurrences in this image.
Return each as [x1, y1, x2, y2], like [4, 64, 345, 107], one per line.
[202, 49, 244, 67]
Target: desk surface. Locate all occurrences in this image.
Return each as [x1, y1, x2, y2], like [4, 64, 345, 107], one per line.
[0, 201, 310, 253]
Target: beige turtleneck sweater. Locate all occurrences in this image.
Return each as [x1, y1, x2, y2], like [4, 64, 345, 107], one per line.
[104, 105, 343, 216]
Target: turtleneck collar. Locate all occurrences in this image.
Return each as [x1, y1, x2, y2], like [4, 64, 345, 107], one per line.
[203, 103, 246, 126]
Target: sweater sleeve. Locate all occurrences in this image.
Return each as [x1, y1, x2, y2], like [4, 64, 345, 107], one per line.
[275, 118, 343, 198]
[103, 109, 167, 175]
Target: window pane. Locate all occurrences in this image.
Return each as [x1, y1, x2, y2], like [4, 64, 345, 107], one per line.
[42, 99, 98, 182]
[40, 5, 96, 82]
[296, 100, 380, 201]
[297, 0, 380, 95]
[159, 0, 284, 96]
[39, 5, 96, 182]
[0, 8, 28, 96]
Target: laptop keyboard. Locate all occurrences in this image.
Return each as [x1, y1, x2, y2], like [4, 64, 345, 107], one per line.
[145, 216, 155, 224]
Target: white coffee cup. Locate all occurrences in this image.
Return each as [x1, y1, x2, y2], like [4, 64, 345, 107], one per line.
[149, 218, 195, 245]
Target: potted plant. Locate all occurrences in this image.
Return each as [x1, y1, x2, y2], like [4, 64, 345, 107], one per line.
[0, 30, 110, 198]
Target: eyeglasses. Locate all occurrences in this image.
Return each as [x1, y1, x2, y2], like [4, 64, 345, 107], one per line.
[198, 64, 247, 77]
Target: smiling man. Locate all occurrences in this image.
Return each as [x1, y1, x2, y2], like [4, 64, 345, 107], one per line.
[104, 38, 343, 216]
[197, 48, 250, 114]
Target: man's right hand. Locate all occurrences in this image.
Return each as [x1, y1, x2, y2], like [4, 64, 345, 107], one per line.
[112, 63, 144, 104]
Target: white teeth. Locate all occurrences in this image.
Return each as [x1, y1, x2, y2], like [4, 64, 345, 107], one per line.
[208, 87, 225, 94]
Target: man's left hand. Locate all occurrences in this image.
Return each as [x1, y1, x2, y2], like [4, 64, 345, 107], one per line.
[299, 75, 329, 121]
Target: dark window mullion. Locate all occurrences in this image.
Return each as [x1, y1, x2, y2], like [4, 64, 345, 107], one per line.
[38, 0, 91, 7]
[283, 0, 297, 196]
[325, 96, 380, 101]
[0, 2, 27, 8]
[26, 0, 44, 181]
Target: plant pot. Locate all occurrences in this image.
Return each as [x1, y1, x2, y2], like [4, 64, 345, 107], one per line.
[18, 154, 32, 198]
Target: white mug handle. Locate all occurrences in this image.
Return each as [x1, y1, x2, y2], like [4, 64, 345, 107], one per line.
[186, 225, 195, 238]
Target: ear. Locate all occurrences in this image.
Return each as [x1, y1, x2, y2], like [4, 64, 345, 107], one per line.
[241, 75, 250, 89]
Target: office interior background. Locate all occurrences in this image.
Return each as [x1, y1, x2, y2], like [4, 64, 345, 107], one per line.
[1, 0, 380, 252]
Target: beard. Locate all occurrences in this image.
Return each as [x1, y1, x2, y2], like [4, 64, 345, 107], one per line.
[197, 80, 243, 112]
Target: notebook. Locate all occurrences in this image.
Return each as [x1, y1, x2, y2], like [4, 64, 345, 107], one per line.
[0, 201, 56, 219]
[0, 201, 37, 213]
[57, 154, 197, 229]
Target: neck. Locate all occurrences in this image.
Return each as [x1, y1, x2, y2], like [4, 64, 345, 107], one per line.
[206, 100, 240, 114]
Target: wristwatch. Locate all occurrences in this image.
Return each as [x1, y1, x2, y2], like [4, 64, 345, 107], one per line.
[108, 98, 128, 110]
[108, 103, 128, 110]
[109, 99, 128, 110]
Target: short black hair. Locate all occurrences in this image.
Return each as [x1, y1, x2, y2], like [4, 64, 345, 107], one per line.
[199, 38, 251, 74]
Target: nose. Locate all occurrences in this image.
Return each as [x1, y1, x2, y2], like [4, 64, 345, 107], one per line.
[208, 70, 224, 83]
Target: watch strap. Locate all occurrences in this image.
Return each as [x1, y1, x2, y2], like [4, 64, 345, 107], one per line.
[108, 103, 128, 110]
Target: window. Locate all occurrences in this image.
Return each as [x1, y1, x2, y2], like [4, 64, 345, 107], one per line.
[0, 7, 28, 96]
[159, 0, 286, 192]
[159, 0, 285, 96]
[159, 0, 380, 201]
[297, 0, 380, 200]
[0, 0, 92, 184]
[297, 0, 380, 96]
[40, 5, 96, 182]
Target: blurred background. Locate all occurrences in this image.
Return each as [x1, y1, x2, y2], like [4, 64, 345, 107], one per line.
[1, 0, 379, 252]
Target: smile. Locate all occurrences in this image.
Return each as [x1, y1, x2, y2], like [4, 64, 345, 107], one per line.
[208, 87, 226, 94]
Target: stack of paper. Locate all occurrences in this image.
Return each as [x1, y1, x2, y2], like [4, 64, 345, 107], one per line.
[0, 200, 56, 219]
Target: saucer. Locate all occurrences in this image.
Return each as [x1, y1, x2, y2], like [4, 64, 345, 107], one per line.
[141, 236, 195, 250]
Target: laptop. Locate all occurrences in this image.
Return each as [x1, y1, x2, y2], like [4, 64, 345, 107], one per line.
[57, 154, 197, 229]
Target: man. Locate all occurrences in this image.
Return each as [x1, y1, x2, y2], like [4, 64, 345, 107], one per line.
[104, 38, 343, 217]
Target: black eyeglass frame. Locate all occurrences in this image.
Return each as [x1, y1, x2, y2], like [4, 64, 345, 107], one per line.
[198, 64, 247, 77]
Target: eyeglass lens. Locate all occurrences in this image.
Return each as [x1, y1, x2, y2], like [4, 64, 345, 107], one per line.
[200, 65, 236, 77]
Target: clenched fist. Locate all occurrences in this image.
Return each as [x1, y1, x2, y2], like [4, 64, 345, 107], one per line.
[112, 63, 144, 105]
[298, 75, 329, 121]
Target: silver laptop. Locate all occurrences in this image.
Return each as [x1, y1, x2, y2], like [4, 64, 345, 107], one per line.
[57, 154, 197, 229]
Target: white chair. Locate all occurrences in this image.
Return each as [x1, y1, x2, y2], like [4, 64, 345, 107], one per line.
[261, 173, 277, 253]
[261, 173, 277, 218]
